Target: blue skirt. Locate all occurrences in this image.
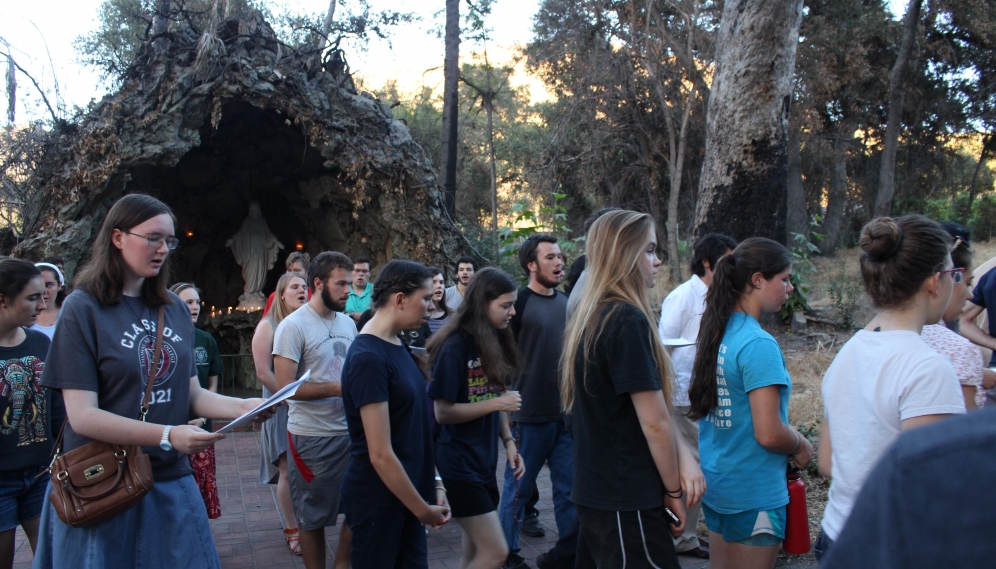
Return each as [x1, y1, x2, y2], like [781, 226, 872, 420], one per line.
[32, 475, 221, 569]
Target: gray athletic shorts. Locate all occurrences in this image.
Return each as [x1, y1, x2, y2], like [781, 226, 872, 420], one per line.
[287, 433, 351, 531]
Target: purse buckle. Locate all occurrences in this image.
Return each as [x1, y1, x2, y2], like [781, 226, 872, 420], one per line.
[83, 464, 105, 481]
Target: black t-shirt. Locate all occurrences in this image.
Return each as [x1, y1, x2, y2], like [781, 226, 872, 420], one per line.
[0, 328, 65, 472]
[971, 268, 996, 365]
[399, 321, 431, 349]
[428, 331, 500, 483]
[510, 287, 568, 423]
[341, 334, 435, 508]
[571, 303, 664, 511]
[824, 407, 996, 569]
[40, 290, 198, 480]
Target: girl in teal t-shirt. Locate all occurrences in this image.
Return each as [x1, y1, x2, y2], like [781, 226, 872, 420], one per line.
[688, 238, 814, 569]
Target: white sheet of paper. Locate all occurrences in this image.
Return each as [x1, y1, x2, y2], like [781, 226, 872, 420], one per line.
[661, 338, 696, 348]
[216, 370, 310, 433]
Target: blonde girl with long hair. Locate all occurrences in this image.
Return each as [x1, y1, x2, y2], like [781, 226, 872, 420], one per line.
[251, 271, 309, 555]
[560, 209, 702, 569]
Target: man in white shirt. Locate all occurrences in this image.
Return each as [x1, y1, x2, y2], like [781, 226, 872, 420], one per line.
[658, 233, 736, 559]
[444, 256, 477, 312]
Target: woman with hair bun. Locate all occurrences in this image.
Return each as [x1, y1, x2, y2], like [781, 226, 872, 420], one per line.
[814, 215, 966, 562]
[340, 260, 450, 568]
[687, 237, 812, 569]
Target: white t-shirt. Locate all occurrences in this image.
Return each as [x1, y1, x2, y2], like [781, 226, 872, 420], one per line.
[820, 329, 965, 540]
[658, 274, 707, 407]
[30, 322, 56, 340]
[445, 285, 464, 313]
[273, 303, 357, 437]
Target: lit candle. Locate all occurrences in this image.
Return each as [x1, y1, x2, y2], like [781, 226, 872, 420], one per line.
[228, 307, 232, 315]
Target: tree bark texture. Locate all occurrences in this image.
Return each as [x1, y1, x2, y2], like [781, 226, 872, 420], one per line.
[440, 0, 460, 217]
[785, 120, 808, 238]
[874, 0, 922, 218]
[152, 0, 171, 53]
[693, 0, 804, 244]
[318, 0, 337, 49]
[820, 119, 856, 255]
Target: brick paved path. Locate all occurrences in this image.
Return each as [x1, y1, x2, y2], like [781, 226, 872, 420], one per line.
[12, 431, 710, 569]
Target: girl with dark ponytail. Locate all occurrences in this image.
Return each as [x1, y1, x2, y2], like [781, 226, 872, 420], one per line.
[688, 237, 812, 569]
[815, 216, 965, 562]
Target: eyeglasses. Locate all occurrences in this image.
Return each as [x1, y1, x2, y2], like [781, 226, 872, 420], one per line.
[939, 267, 965, 284]
[128, 232, 179, 251]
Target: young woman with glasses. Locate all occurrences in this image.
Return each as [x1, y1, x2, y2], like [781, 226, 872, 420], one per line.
[32, 194, 272, 569]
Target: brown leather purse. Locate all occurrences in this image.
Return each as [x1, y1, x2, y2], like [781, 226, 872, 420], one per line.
[48, 307, 163, 528]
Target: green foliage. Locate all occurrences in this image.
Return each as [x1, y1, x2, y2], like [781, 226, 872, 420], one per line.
[970, 193, 996, 242]
[827, 261, 862, 330]
[496, 192, 582, 285]
[781, 219, 823, 320]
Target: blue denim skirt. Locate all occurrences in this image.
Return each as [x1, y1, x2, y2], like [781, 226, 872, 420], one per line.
[32, 474, 221, 569]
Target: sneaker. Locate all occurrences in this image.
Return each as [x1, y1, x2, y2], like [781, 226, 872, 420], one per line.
[522, 514, 545, 537]
[502, 552, 529, 569]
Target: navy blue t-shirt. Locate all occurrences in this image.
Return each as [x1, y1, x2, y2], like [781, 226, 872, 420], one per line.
[971, 268, 996, 365]
[428, 331, 500, 483]
[341, 334, 435, 508]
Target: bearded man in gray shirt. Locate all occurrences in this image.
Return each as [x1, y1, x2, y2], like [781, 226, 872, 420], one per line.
[274, 252, 357, 569]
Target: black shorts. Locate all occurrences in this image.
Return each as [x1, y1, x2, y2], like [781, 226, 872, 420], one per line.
[575, 504, 680, 569]
[443, 477, 499, 518]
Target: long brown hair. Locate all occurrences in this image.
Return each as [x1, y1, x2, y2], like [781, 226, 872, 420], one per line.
[687, 238, 792, 420]
[75, 194, 176, 306]
[427, 267, 520, 392]
[267, 272, 307, 326]
[560, 210, 674, 412]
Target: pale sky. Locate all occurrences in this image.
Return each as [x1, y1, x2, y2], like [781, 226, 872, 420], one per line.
[1, 0, 541, 123]
[2, 0, 908, 124]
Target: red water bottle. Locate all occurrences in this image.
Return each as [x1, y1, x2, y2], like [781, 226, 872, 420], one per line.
[783, 464, 811, 554]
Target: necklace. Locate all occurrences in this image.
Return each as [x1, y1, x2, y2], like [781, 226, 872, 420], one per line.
[307, 303, 337, 339]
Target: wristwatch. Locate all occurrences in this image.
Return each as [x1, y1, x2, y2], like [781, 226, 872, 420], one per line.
[160, 426, 173, 451]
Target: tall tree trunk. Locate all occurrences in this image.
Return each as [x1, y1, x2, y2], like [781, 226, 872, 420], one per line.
[966, 132, 994, 222]
[874, 0, 922, 218]
[318, 0, 337, 49]
[485, 97, 498, 243]
[693, 0, 805, 244]
[440, 0, 460, 217]
[820, 120, 856, 255]
[786, 120, 808, 237]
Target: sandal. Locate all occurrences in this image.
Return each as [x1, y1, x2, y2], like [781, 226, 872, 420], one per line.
[284, 528, 302, 556]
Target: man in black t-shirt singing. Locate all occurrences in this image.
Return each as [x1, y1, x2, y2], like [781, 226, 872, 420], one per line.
[498, 234, 574, 569]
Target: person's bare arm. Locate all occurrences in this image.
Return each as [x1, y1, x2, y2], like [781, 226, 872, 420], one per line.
[674, 431, 705, 508]
[959, 304, 996, 351]
[62, 388, 222, 454]
[207, 375, 218, 393]
[433, 391, 520, 424]
[361, 402, 449, 526]
[984, 368, 996, 390]
[817, 419, 832, 479]
[188, 376, 270, 422]
[631, 389, 686, 536]
[274, 355, 342, 400]
[962, 386, 979, 411]
[901, 414, 952, 430]
[499, 410, 525, 479]
[749, 386, 813, 466]
[251, 321, 278, 393]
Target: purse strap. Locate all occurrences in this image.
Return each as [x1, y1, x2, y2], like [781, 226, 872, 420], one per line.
[139, 306, 166, 422]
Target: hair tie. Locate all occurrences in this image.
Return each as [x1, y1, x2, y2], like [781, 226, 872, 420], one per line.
[885, 226, 904, 259]
[35, 263, 64, 287]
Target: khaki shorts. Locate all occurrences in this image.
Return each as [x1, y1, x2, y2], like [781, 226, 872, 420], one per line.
[287, 433, 350, 530]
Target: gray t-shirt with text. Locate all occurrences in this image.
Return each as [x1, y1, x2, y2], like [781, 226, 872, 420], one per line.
[273, 304, 356, 437]
[40, 290, 198, 480]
